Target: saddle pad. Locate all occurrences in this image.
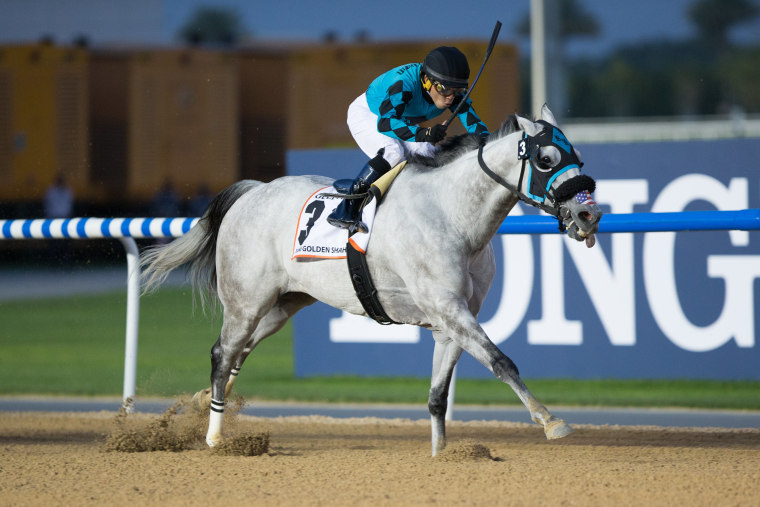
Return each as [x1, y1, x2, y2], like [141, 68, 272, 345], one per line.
[292, 186, 376, 260]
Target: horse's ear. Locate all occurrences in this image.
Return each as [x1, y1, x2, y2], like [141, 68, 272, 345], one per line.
[540, 104, 558, 127]
[516, 114, 540, 137]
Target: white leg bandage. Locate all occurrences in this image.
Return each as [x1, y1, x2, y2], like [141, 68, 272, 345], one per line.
[206, 398, 225, 447]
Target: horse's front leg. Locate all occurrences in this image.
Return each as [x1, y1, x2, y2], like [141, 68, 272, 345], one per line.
[485, 341, 573, 439]
[440, 301, 573, 441]
[497, 359, 574, 440]
[428, 338, 463, 456]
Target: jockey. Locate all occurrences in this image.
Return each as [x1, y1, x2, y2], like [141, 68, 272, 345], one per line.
[327, 46, 489, 233]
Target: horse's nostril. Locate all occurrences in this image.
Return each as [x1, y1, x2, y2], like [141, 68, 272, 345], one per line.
[580, 211, 593, 222]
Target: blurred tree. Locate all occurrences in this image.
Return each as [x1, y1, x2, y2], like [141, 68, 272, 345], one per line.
[568, 40, 725, 117]
[721, 47, 760, 111]
[322, 30, 339, 43]
[560, 0, 760, 118]
[687, 0, 759, 48]
[178, 7, 247, 47]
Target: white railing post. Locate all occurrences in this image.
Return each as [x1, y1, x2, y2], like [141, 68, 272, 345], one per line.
[119, 237, 140, 411]
[530, 0, 547, 119]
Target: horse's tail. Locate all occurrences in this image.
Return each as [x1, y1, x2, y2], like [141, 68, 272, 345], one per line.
[140, 180, 261, 309]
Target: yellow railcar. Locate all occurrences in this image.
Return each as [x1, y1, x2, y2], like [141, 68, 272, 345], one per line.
[0, 44, 88, 203]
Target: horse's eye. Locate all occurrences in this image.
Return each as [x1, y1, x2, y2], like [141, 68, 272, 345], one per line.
[536, 146, 560, 169]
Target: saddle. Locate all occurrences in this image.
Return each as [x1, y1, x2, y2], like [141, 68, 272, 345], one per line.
[344, 161, 406, 325]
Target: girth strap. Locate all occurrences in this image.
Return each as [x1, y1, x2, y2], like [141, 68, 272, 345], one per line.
[346, 242, 399, 325]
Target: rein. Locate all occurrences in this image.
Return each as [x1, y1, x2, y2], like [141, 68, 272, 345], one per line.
[476, 143, 567, 231]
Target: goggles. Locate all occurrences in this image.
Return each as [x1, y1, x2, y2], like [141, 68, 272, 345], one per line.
[433, 81, 466, 97]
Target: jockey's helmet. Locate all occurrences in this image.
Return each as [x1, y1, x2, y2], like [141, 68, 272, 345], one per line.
[421, 46, 470, 89]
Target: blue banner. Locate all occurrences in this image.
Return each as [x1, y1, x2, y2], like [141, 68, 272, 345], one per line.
[288, 139, 760, 380]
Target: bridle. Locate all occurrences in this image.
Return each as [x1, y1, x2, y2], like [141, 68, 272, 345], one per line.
[477, 120, 596, 232]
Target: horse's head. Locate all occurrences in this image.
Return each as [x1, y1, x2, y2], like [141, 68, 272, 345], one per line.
[514, 105, 603, 247]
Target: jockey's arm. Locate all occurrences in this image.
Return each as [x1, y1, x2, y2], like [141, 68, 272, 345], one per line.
[450, 95, 489, 137]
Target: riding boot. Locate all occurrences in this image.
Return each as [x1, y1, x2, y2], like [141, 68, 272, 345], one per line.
[327, 153, 391, 234]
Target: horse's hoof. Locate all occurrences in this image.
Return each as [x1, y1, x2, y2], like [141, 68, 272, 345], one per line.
[191, 387, 212, 412]
[206, 434, 221, 448]
[432, 439, 446, 457]
[544, 417, 574, 440]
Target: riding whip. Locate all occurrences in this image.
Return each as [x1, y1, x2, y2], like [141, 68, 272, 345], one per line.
[443, 20, 502, 130]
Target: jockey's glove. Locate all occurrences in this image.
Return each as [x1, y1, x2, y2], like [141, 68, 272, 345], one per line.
[415, 123, 447, 144]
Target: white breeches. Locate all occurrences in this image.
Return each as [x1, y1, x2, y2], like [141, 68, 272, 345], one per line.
[347, 93, 438, 167]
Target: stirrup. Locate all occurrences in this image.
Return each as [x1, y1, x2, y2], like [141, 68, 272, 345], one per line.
[326, 215, 351, 229]
[351, 220, 369, 235]
[326, 216, 368, 234]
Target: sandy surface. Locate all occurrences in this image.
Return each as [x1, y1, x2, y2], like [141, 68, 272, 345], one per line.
[1, 407, 759, 506]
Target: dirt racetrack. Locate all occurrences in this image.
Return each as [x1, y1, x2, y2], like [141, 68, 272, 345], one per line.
[1, 405, 759, 506]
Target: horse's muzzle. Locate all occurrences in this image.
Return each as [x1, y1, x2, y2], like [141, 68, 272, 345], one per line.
[561, 197, 603, 248]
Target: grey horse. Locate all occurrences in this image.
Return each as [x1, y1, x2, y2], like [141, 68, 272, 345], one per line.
[141, 105, 603, 456]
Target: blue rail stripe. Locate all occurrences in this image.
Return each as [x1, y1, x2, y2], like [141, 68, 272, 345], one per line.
[161, 219, 172, 237]
[182, 217, 194, 234]
[76, 219, 87, 238]
[22, 220, 33, 238]
[2, 220, 11, 238]
[99, 218, 111, 237]
[141, 218, 152, 237]
[41, 220, 52, 238]
[61, 218, 71, 238]
[121, 218, 132, 237]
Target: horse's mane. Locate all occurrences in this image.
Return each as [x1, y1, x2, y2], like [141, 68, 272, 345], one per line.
[407, 115, 521, 169]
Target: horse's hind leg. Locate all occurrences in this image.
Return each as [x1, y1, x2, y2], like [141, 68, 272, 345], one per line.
[190, 333, 238, 411]
[192, 316, 275, 412]
[428, 338, 462, 456]
[203, 294, 315, 446]
[191, 334, 251, 411]
[216, 293, 315, 400]
[205, 311, 259, 447]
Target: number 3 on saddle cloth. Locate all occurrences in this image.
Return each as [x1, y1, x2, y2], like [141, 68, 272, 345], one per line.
[291, 187, 374, 258]
[291, 162, 406, 324]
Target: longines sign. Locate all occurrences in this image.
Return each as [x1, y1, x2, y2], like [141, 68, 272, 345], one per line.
[288, 139, 759, 379]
